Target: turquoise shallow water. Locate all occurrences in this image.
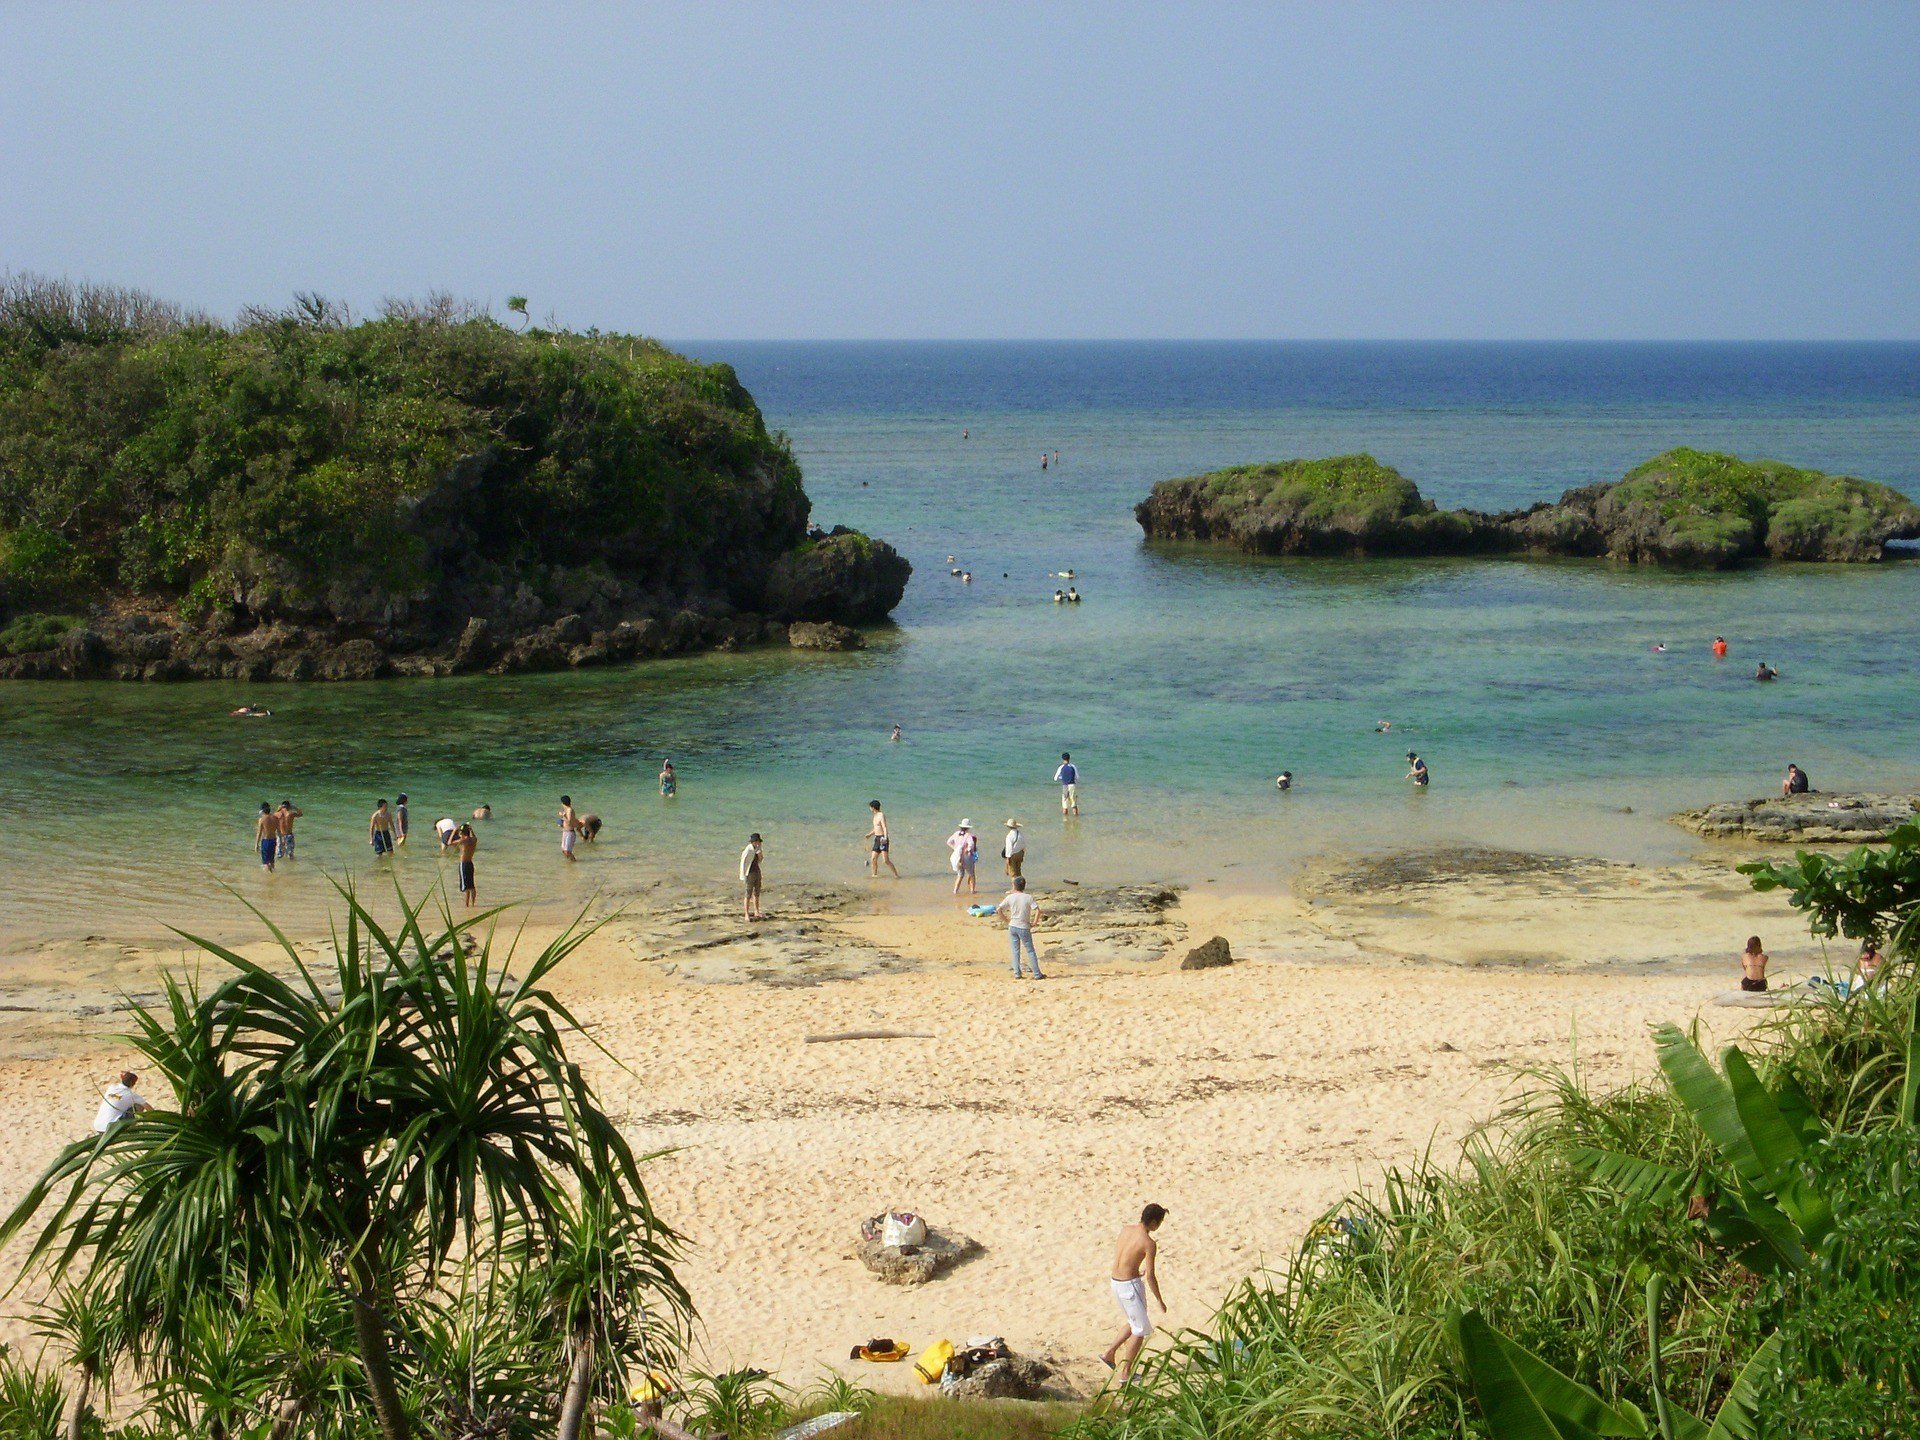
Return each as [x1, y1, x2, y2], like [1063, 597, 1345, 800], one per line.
[4, 342, 1918, 944]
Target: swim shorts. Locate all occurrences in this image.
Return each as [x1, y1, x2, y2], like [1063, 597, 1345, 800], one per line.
[872, 836, 889, 853]
[277, 833, 293, 858]
[372, 831, 392, 856]
[259, 837, 277, 866]
[1112, 1277, 1151, 1338]
[561, 827, 577, 854]
[457, 861, 475, 892]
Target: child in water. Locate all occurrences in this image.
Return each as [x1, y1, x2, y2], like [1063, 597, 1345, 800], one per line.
[660, 760, 677, 797]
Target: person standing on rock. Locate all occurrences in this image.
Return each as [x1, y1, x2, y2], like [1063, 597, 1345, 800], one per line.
[995, 876, 1045, 980]
[867, 800, 899, 879]
[1101, 1205, 1168, 1383]
[740, 832, 766, 921]
[1002, 818, 1026, 878]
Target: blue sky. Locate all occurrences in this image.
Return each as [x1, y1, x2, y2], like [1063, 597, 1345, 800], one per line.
[3, 3, 1917, 339]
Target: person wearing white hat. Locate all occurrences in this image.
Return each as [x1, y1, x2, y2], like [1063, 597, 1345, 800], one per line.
[946, 819, 980, 895]
[1002, 819, 1026, 878]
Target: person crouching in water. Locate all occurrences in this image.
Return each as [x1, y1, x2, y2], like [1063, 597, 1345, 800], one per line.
[1740, 936, 1769, 992]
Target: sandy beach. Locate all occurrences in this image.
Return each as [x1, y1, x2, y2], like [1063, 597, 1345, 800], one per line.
[0, 851, 1801, 1396]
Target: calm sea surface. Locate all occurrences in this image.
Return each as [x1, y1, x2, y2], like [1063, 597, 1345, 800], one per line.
[5, 342, 1919, 943]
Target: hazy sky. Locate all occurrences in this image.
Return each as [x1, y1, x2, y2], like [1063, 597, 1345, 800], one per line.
[4, 3, 1917, 339]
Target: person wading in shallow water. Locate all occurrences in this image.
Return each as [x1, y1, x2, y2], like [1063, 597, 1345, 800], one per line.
[866, 800, 899, 879]
[740, 832, 766, 921]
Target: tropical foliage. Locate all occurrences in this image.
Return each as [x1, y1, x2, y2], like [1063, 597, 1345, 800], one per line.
[1068, 840, 1920, 1439]
[0, 273, 804, 630]
[0, 886, 689, 1440]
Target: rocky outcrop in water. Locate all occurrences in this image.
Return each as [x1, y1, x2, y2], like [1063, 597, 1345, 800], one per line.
[1136, 449, 1920, 566]
[1672, 793, 1920, 843]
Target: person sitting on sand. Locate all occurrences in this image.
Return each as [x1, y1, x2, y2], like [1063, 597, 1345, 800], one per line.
[1406, 752, 1429, 787]
[1740, 935, 1769, 993]
[1755, 661, 1779, 682]
[1782, 763, 1810, 797]
[1101, 1205, 1167, 1384]
[1858, 938, 1885, 983]
[93, 1070, 152, 1133]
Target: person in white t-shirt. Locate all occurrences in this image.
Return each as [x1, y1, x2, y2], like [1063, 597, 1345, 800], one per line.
[995, 877, 1045, 980]
[92, 1070, 152, 1134]
[1002, 820, 1026, 878]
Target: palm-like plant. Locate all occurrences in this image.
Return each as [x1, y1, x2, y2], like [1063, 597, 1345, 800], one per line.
[0, 885, 687, 1440]
[31, 1285, 122, 1440]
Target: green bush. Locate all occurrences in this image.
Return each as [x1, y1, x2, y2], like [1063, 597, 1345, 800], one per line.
[0, 611, 80, 655]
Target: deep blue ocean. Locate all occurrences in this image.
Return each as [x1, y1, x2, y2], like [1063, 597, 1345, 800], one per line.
[6, 343, 1919, 941]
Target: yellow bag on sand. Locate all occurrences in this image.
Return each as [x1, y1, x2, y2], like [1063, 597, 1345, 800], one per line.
[913, 1339, 954, 1384]
[630, 1369, 678, 1403]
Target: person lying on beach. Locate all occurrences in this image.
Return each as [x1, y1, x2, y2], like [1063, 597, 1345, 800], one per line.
[1101, 1205, 1167, 1384]
[1740, 936, 1769, 992]
[93, 1070, 152, 1133]
[1782, 763, 1811, 797]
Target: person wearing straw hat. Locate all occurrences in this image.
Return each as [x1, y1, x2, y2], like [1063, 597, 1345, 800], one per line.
[1002, 818, 1027, 878]
[739, 832, 765, 921]
[946, 819, 980, 895]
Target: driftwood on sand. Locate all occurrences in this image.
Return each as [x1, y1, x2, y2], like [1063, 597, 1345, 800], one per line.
[804, 1029, 935, 1043]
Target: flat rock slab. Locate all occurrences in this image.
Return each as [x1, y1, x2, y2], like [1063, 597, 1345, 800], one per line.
[1032, 884, 1185, 966]
[1673, 793, 1920, 843]
[609, 883, 915, 985]
[853, 1227, 982, 1285]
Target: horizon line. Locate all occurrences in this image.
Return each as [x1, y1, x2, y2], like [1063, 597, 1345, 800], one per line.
[670, 335, 1920, 346]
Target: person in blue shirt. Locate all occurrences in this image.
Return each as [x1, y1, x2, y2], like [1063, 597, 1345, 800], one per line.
[1055, 753, 1080, 815]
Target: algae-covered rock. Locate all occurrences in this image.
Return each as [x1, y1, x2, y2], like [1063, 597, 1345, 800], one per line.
[1136, 449, 1920, 567]
[764, 529, 911, 625]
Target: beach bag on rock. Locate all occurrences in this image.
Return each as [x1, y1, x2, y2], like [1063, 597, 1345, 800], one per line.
[882, 1211, 927, 1248]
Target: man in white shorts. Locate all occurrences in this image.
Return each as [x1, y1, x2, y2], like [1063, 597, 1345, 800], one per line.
[1101, 1203, 1167, 1382]
[1055, 753, 1080, 815]
[559, 795, 580, 862]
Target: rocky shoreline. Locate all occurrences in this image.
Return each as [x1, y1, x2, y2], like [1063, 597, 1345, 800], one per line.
[1136, 449, 1920, 565]
[0, 529, 908, 681]
[1671, 792, 1920, 843]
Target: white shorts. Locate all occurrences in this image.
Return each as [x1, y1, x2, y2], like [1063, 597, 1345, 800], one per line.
[561, 828, 577, 854]
[1111, 1276, 1151, 1338]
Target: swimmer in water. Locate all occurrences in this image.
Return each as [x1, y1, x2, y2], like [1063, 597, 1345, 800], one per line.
[963, 572, 973, 583]
[1712, 635, 1728, 658]
[1067, 587, 1080, 603]
[1054, 590, 1066, 604]
[659, 760, 677, 797]
[890, 723, 903, 742]
[1652, 643, 1667, 653]
[1275, 771, 1293, 791]
[231, 703, 272, 718]
[473, 804, 492, 821]
[1376, 719, 1391, 733]
[1406, 752, 1429, 787]
[1755, 661, 1779, 682]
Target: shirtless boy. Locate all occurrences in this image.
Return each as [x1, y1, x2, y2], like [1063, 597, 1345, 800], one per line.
[1101, 1204, 1168, 1383]
[255, 803, 278, 872]
[274, 800, 303, 860]
[559, 796, 580, 862]
[451, 824, 478, 907]
[369, 800, 396, 857]
[867, 800, 899, 879]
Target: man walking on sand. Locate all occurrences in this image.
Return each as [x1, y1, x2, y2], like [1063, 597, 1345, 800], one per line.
[1101, 1204, 1168, 1383]
[740, 832, 766, 921]
[996, 875, 1045, 979]
[1055, 753, 1080, 815]
[1002, 818, 1026, 878]
[867, 800, 900, 879]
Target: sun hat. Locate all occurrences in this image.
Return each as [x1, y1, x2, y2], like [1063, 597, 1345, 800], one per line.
[1004, 818, 1021, 828]
[958, 819, 974, 829]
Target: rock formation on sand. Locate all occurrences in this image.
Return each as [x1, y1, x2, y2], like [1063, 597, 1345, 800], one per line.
[0, 276, 909, 679]
[1135, 449, 1920, 566]
[853, 1226, 982, 1285]
[1180, 936, 1235, 970]
[1672, 793, 1920, 843]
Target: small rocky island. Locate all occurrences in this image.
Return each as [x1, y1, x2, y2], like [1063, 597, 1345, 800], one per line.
[0, 278, 909, 680]
[1135, 449, 1920, 565]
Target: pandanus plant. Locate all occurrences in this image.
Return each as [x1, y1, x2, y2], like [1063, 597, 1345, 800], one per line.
[0, 885, 689, 1440]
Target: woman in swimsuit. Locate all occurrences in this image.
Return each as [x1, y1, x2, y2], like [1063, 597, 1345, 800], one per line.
[659, 760, 677, 797]
[1740, 936, 1769, 992]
